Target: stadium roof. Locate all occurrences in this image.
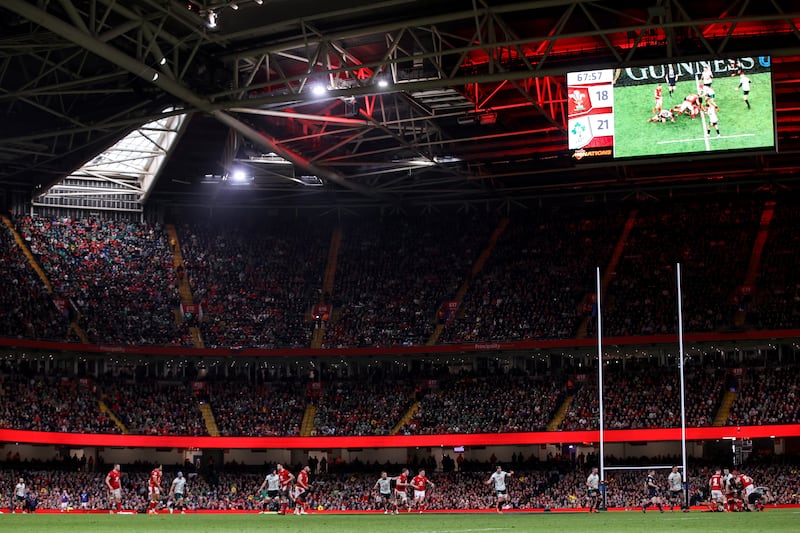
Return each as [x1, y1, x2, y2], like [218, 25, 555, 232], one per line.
[33, 109, 187, 213]
[1, 0, 800, 212]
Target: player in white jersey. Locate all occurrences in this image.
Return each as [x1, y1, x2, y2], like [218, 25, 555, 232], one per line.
[704, 102, 720, 137]
[485, 465, 514, 513]
[168, 471, 188, 514]
[722, 468, 735, 499]
[701, 65, 714, 93]
[374, 471, 394, 514]
[14, 478, 26, 513]
[257, 469, 281, 514]
[666, 466, 685, 511]
[648, 109, 675, 123]
[735, 73, 752, 109]
[586, 467, 600, 513]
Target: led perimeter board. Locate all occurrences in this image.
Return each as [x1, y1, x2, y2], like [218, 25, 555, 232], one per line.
[567, 56, 775, 161]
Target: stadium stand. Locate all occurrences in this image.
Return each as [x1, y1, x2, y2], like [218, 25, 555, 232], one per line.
[0, 199, 800, 349]
[561, 364, 727, 430]
[178, 221, 329, 349]
[746, 204, 800, 330]
[0, 219, 70, 341]
[208, 380, 305, 437]
[1, 357, 799, 435]
[405, 373, 563, 434]
[439, 208, 626, 343]
[311, 379, 417, 436]
[603, 200, 761, 337]
[16, 215, 184, 346]
[322, 215, 493, 348]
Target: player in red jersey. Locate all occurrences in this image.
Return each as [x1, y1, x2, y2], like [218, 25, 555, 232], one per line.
[147, 464, 163, 514]
[410, 469, 435, 513]
[676, 93, 703, 119]
[276, 463, 295, 515]
[293, 465, 311, 515]
[736, 471, 767, 512]
[722, 467, 742, 512]
[105, 463, 122, 514]
[392, 468, 411, 514]
[708, 468, 724, 512]
[653, 84, 663, 114]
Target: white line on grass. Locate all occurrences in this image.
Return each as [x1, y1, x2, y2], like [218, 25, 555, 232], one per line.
[657, 133, 755, 145]
[412, 529, 512, 533]
[693, 73, 711, 151]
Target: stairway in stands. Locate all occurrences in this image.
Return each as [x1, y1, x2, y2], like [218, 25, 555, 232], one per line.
[98, 399, 129, 434]
[733, 201, 775, 327]
[300, 404, 317, 436]
[1, 214, 89, 343]
[713, 391, 737, 426]
[546, 396, 574, 431]
[199, 403, 220, 436]
[165, 224, 204, 348]
[426, 217, 509, 345]
[311, 227, 342, 348]
[390, 402, 420, 435]
[576, 209, 638, 338]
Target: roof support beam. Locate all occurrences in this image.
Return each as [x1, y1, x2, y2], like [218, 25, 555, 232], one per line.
[3, 0, 382, 200]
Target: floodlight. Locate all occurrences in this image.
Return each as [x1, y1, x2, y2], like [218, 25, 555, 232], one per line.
[207, 10, 218, 28]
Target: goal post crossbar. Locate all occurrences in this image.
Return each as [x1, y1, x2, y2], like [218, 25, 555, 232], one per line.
[603, 465, 680, 471]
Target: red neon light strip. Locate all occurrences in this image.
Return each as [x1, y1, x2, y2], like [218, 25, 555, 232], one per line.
[1, 425, 798, 448]
[2, 328, 800, 358]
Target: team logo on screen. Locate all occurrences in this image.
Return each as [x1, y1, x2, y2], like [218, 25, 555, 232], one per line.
[569, 118, 592, 149]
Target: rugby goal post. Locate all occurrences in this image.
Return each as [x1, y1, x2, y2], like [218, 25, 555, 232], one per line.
[594, 264, 690, 510]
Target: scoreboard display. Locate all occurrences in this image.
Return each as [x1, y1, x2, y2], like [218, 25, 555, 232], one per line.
[567, 57, 775, 161]
[567, 69, 615, 157]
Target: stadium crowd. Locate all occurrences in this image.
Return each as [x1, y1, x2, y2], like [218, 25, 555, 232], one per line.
[440, 209, 625, 343]
[0, 374, 118, 434]
[561, 365, 727, 430]
[208, 381, 305, 437]
[746, 204, 800, 330]
[1, 359, 798, 436]
[603, 201, 760, 337]
[178, 222, 329, 349]
[727, 366, 800, 426]
[16, 215, 183, 345]
[322, 216, 492, 348]
[0, 199, 799, 351]
[100, 381, 206, 436]
[311, 379, 417, 436]
[0, 223, 69, 341]
[405, 374, 563, 434]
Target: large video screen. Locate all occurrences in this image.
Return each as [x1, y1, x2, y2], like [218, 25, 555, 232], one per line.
[567, 56, 775, 160]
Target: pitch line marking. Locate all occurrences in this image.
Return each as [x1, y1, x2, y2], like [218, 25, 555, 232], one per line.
[412, 529, 512, 533]
[656, 133, 755, 145]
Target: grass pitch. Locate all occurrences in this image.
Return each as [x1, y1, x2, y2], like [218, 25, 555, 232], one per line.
[2, 509, 798, 533]
[613, 72, 774, 158]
